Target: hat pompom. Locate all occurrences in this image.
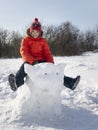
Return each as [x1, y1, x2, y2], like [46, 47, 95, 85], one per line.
[30, 18, 42, 33]
[35, 18, 38, 22]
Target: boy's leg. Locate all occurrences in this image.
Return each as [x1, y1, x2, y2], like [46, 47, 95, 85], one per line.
[63, 75, 80, 90]
[15, 62, 27, 87]
[8, 62, 27, 91]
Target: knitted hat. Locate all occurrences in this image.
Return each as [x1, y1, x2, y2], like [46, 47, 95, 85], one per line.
[30, 18, 42, 33]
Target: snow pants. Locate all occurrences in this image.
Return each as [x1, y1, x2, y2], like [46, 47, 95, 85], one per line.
[16, 62, 27, 88]
[15, 61, 46, 88]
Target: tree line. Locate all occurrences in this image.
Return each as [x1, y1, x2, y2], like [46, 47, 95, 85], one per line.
[0, 28, 22, 58]
[0, 21, 98, 58]
[44, 22, 98, 56]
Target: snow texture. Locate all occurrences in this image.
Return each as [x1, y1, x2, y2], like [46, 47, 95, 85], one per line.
[0, 52, 98, 130]
[15, 63, 64, 119]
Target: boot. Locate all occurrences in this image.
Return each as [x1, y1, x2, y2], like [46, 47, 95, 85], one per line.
[63, 75, 80, 90]
[8, 74, 17, 91]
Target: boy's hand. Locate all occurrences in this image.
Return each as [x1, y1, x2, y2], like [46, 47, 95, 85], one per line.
[32, 61, 39, 65]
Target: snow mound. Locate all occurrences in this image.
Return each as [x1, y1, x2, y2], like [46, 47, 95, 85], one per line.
[15, 63, 65, 119]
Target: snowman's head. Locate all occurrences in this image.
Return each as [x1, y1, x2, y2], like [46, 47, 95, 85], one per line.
[24, 63, 65, 88]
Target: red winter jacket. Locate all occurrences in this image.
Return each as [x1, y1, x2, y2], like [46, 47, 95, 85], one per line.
[20, 36, 54, 64]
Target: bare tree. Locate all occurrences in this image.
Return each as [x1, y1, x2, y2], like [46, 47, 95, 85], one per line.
[8, 31, 22, 57]
[0, 28, 8, 57]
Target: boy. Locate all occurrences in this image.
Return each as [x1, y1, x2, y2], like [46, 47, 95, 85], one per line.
[8, 18, 80, 91]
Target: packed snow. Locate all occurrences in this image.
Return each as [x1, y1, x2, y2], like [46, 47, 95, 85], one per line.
[0, 52, 98, 130]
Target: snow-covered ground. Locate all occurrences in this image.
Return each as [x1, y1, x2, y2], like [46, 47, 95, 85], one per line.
[0, 52, 98, 130]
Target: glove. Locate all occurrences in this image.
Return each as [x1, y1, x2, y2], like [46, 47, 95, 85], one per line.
[32, 61, 39, 65]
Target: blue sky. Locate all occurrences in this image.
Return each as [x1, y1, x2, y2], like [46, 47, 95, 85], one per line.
[0, 0, 98, 33]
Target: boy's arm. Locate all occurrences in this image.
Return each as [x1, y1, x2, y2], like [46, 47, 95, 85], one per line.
[42, 39, 54, 63]
[20, 38, 36, 64]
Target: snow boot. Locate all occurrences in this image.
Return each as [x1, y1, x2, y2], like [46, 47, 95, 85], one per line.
[64, 75, 80, 90]
[8, 74, 17, 91]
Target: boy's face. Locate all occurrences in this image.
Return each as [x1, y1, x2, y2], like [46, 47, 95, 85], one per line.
[31, 30, 40, 38]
